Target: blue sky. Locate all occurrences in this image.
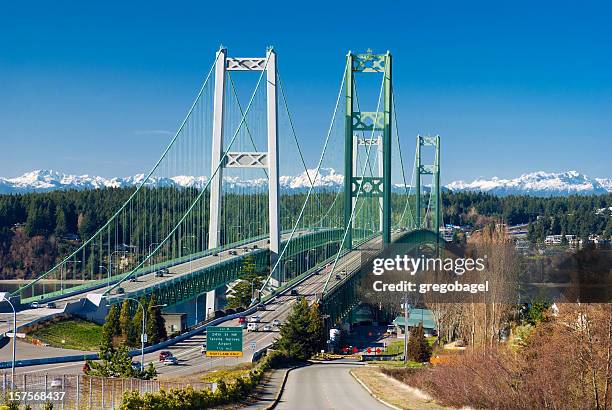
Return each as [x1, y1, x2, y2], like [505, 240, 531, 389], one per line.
[1, 0, 610, 184]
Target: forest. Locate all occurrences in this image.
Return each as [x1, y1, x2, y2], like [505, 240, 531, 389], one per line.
[0, 187, 611, 280]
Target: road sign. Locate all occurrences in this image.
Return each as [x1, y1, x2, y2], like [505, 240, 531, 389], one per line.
[250, 341, 256, 350]
[206, 326, 243, 357]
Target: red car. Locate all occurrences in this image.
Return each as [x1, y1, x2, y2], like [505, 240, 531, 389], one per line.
[238, 316, 246, 325]
[159, 351, 173, 361]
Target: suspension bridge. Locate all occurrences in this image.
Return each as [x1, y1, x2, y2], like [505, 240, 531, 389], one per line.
[6, 47, 442, 332]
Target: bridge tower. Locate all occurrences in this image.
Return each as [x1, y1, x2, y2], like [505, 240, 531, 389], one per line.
[343, 50, 393, 249]
[414, 135, 441, 235]
[207, 46, 281, 311]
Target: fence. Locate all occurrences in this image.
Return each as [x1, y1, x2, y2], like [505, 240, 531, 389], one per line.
[1, 373, 213, 409]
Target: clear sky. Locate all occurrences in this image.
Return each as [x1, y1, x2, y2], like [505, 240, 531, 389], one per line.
[1, 0, 610, 184]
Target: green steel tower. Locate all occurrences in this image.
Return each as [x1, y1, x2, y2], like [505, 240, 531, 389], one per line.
[414, 135, 441, 237]
[343, 50, 393, 249]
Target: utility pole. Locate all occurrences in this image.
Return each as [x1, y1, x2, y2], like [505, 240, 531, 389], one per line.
[403, 295, 410, 365]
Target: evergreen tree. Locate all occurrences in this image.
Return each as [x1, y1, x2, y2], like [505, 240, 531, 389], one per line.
[307, 302, 325, 353]
[407, 323, 432, 362]
[119, 300, 137, 346]
[101, 305, 120, 353]
[276, 298, 313, 360]
[146, 295, 167, 344]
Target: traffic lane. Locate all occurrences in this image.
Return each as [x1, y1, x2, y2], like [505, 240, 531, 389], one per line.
[9, 239, 376, 376]
[275, 362, 388, 410]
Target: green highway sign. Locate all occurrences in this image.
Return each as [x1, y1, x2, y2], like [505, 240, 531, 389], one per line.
[206, 326, 243, 357]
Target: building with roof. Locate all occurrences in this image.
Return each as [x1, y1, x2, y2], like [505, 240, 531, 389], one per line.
[393, 308, 436, 337]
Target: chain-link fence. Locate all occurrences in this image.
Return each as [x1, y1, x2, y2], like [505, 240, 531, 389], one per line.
[1, 372, 213, 409]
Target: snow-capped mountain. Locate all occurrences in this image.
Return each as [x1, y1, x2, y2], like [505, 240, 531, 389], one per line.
[446, 171, 612, 197]
[0, 169, 345, 194]
[2, 169, 610, 197]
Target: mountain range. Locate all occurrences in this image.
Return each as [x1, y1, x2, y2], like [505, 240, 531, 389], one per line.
[0, 169, 610, 197]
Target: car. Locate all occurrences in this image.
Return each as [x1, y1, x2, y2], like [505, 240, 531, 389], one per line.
[256, 303, 266, 311]
[272, 319, 281, 327]
[200, 344, 207, 354]
[263, 324, 273, 332]
[30, 301, 41, 309]
[229, 250, 237, 256]
[131, 361, 142, 371]
[163, 357, 178, 365]
[50, 378, 63, 388]
[290, 289, 299, 296]
[238, 316, 247, 324]
[335, 274, 342, 280]
[252, 245, 258, 249]
[249, 316, 261, 323]
[247, 323, 259, 332]
[117, 287, 125, 294]
[159, 351, 173, 361]
[155, 270, 164, 278]
[129, 276, 138, 282]
[46, 302, 57, 309]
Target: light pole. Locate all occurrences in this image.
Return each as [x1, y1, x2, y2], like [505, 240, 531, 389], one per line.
[403, 297, 411, 365]
[0, 293, 16, 386]
[147, 242, 160, 272]
[282, 259, 294, 285]
[179, 235, 196, 258]
[306, 249, 317, 271]
[109, 250, 128, 286]
[110, 298, 167, 372]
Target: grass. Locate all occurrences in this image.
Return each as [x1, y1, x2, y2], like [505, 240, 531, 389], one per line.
[383, 337, 437, 356]
[200, 362, 255, 383]
[369, 360, 425, 368]
[28, 318, 102, 351]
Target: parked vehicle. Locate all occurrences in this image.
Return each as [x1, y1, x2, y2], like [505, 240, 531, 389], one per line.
[159, 351, 173, 361]
[263, 324, 273, 332]
[247, 323, 259, 332]
[163, 357, 178, 365]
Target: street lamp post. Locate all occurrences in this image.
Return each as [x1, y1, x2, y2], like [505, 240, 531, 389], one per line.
[282, 259, 294, 285]
[0, 293, 16, 386]
[403, 297, 411, 365]
[110, 298, 167, 372]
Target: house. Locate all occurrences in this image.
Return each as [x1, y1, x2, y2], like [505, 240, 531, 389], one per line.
[162, 313, 187, 335]
[393, 308, 437, 337]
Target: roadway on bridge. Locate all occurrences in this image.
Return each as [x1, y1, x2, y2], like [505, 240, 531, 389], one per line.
[275, 360, 388, 410]
[4, 235, 383, 378]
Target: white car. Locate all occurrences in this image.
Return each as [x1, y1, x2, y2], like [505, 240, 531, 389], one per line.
[272, 319, 281, 327]
[248, 316, 261, 323]
[263, 324, 273, 332]
[163, 357, 178, 365]
[247, 323, 259, 332]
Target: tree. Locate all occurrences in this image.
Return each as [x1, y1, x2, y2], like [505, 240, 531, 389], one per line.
[276, 298, 315, 360]
[146, 295, 167, 344]
[119, 300, 137, 346]
[307, 302, 326, 353]
[407, 323, 432, 362]
[101, 305, 120, 353]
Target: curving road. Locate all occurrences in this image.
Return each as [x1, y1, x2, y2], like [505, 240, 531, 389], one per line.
[275, 361, 389, 410]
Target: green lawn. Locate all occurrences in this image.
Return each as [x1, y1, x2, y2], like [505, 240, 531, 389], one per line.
[29, 319, 102, 351]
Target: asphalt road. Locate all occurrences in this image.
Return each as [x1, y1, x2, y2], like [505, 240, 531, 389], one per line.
[2, 234, 390, 378]
[275, 361, 389, 410]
